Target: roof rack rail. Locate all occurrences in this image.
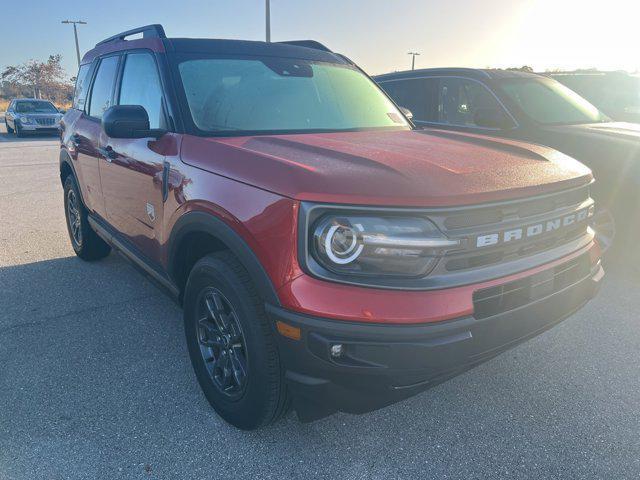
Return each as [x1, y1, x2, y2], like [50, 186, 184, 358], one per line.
[96, 24, 166, 47]
[277, 40, 332, 53]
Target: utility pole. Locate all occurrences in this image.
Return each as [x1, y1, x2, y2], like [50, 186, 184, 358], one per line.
[408, 51, 421, 70]
[61, 20, 87, 67]
[265, 0, 271, 42]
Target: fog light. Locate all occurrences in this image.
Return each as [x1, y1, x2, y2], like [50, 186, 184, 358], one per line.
[330, 344, 344, 358]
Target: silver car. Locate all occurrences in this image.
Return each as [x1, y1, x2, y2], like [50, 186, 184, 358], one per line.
[4, 99, 63, 137]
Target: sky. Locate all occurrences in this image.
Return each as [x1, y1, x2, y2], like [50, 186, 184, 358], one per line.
[2, 0, 639, 78]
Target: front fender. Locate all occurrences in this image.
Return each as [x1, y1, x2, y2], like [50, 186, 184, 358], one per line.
[167, 210, 281, 306]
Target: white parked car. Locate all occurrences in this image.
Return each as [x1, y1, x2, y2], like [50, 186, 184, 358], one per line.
[4, 99, 63, 137]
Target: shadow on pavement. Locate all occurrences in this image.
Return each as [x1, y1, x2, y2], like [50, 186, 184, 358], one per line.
[0, 130, 59, 143]
[0, 253, 639, 478]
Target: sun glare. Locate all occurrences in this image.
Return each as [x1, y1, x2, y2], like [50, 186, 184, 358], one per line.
[500, 0, 639, 71]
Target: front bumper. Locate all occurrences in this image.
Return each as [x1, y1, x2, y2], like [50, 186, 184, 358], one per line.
[268, 258, 603, 422]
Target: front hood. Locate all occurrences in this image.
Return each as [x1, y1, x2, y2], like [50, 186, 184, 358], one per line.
[180, 129, 592, 207]
[546, 122, 640, 143]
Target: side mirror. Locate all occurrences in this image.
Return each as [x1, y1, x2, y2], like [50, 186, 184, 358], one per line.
[102, 105, 165, 139]
[400, 107, 413, 120]
[473, 108, 511, 130]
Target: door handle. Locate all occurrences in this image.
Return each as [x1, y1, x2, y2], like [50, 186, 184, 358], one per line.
[97, 146, 117, 162]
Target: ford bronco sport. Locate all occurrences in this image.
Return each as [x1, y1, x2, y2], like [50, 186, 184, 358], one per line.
[60, 25, 603, 430]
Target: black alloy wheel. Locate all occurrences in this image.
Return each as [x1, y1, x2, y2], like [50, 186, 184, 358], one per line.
[195, 287, 249, 399]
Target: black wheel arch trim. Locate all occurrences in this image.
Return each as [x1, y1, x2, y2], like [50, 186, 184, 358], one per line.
[167, 211, 281, 306]
[59, 149, 91, 210]
[59, 149, 81, 189]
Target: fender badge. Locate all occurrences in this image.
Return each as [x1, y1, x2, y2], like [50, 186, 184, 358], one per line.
[146, 203, 156, 222]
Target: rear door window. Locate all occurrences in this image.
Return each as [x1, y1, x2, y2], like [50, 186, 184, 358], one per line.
[87, 56, 119, 119]
[380, 78, 439, 122]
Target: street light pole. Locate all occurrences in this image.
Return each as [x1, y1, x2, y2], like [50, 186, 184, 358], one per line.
[265, 0, 271, 42]
[61, 20, 87, 67]
[408, 52, 421, 70]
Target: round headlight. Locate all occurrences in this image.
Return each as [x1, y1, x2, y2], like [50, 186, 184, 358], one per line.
[323, 223, 364, 264]
[310, 212, 460, 278]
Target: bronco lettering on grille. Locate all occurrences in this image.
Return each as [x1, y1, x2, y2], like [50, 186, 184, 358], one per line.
[475, 206, 593, 249]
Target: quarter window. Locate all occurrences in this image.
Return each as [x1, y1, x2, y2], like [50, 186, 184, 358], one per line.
[118, 53, 166, 129]
[87, 56, 119, 119]
[438, 78, 505, 127]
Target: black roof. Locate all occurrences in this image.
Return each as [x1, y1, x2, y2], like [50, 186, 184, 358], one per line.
[91, 24, 348, 65]
[166, 38, 348, 64]
[374, 68, 542, 82]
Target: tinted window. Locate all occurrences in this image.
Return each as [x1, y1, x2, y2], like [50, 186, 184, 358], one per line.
[118, 53, 165, 129]
[438, 78, 505, 127]
[73, 64, 92, 111]
[497, 77, 609, 125]
[88, 56, 119, 119]
[380, 78, 439, 122]
[177, 57, 409, 134]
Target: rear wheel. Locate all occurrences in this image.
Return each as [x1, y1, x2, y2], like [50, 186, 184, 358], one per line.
[5, 120, 14, 134]
[184, 252, 290, 430]
[63, 175, 111, 261]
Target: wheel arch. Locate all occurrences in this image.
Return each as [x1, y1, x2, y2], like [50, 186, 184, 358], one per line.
[59, 149, 76, 184]
[167, 211, 281, 307]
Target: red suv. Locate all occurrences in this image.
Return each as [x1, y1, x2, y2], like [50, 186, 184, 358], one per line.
[60, 25, 603, 430]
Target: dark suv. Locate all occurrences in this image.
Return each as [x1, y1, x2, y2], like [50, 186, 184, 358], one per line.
[375, 68, 640, 254]
[60, 26, 603, 429]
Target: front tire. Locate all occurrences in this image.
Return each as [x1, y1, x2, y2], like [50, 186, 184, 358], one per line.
[5, 120, 14, 134]
[63, 175, 111, 261]
[14, 123, 23, 137]
[184, 252, 290, 430]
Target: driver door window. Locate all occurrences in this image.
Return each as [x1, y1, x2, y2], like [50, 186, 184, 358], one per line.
[118, 53, 166, 129]
[438, 78, 506, 128]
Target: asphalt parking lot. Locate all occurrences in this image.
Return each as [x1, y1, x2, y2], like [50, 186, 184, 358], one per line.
[0, 122, 639, 480]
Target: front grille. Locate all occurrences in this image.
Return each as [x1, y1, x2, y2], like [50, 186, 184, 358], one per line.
[444, 224, 586, 271]
[443, 187, 588, 230]
[35, 117, 55, 126]
[472, 253, 590, 319]
[433, 185, 593, 274]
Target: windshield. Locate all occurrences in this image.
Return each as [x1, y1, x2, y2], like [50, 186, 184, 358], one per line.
[176, 56, 409, 135]
[497, 77, 609, 125]
[553, 74, 640, 114]
[15, 101, 58, 114]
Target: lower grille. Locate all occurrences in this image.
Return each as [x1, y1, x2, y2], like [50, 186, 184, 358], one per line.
[472, 253, 590, 320]
[35, 117, 55, 126]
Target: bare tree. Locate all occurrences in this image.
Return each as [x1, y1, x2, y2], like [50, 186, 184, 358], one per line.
[1, 55, 71, 100]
